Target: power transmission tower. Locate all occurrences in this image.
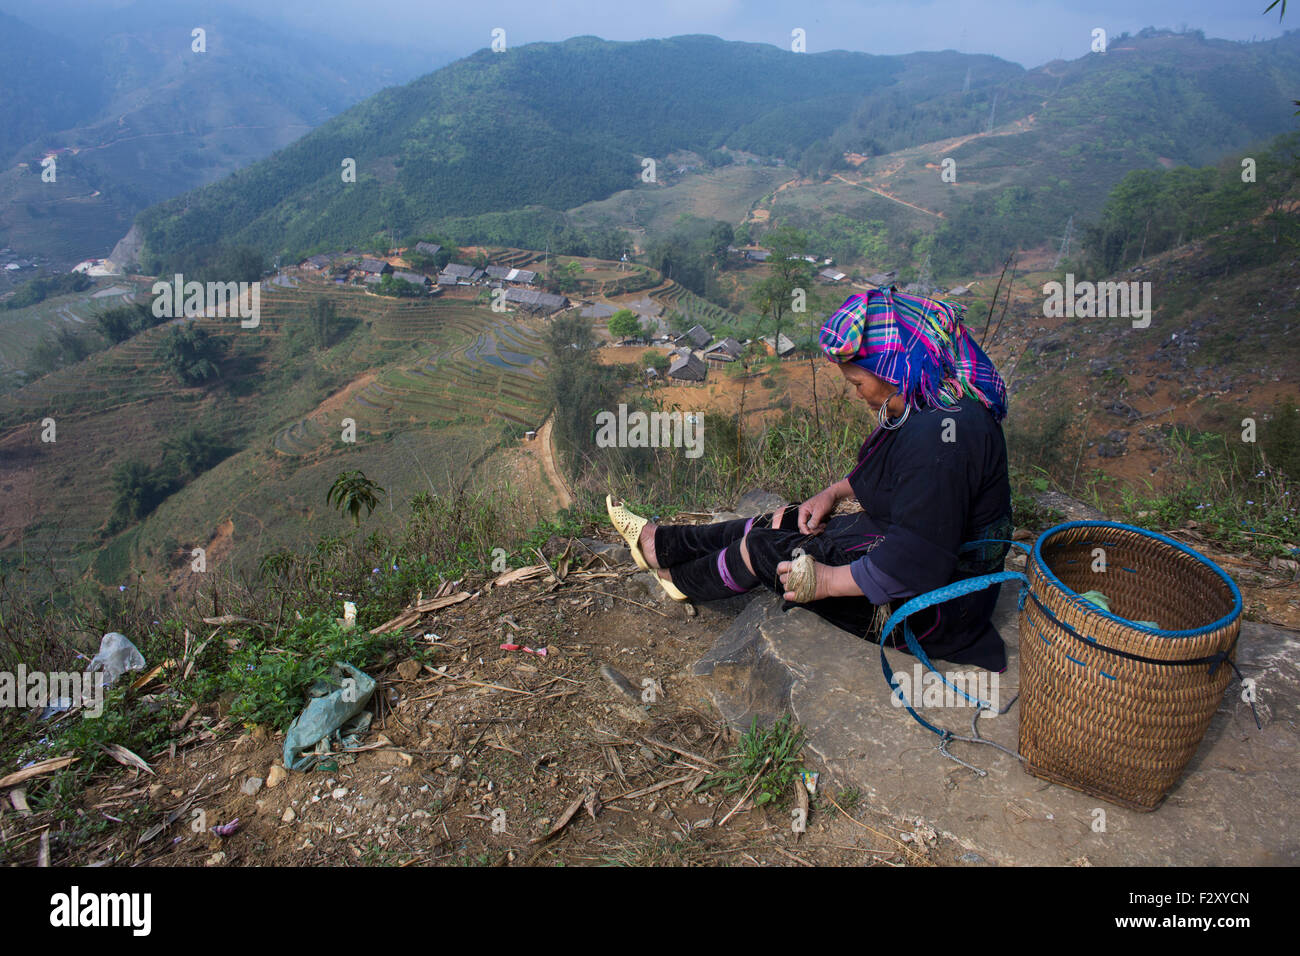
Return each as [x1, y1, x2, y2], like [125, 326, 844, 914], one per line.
[918, 252, 933, 292]
[1053, 215, 1074, 269]
[986, 92, 999, 133]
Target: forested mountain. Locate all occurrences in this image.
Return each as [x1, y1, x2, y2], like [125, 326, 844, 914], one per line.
[926, 28, 1300, 274]
[134, 29, 1300, 275]
[133, 35, 1025, 268]
[0, 11, 107, 160]
[0, 1, 432, 264]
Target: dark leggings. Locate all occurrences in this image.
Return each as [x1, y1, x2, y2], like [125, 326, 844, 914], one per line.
[653, 507, 888, 641]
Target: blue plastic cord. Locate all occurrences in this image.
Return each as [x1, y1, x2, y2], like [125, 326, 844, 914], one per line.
[880, 569, 1028, 738]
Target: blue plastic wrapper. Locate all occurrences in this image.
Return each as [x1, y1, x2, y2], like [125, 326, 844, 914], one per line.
[282, 662, 376, 771]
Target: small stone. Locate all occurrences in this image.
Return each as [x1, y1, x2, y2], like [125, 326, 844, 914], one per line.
[396, 659, 422, 681]
[599, 664, 641, 704]
[332, 788, 348, 800]
[282, 807, 296, 823]
[266, 765, 286, 789]
[205, 851, 226, 866]
[241, 777, 264, 796]
[958, 852, 986, 864]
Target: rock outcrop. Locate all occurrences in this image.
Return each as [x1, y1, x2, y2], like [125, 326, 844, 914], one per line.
[690, 491, 1300, 865]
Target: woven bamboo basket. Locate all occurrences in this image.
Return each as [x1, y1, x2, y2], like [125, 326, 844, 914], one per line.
[1017, 520, 1242, 811]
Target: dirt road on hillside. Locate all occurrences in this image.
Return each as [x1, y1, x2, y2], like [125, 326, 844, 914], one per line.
[537, 417, 573, 509]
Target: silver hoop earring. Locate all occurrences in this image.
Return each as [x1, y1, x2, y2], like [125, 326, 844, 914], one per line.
[878, 398, 910, 431]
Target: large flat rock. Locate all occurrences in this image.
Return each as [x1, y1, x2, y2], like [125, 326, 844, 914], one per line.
[694, 584, 1299, 866]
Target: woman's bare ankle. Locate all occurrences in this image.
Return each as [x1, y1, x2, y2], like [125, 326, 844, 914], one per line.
[640, 523, 659, 568]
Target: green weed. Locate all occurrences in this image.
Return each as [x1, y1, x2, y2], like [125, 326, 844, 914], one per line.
[704, 714, 806, 808]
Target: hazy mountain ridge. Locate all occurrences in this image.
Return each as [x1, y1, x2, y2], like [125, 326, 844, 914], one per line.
[131, 30, 1300, 275]
[131, 35, 1027, 266]
[0, 1, 434, 264]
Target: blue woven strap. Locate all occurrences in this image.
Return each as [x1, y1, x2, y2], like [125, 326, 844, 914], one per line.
[961, 538, 1029, 554]
[879, 568, 1027, 738]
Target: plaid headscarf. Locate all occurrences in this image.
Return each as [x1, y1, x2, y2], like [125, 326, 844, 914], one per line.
[819, 288, 1007, 422]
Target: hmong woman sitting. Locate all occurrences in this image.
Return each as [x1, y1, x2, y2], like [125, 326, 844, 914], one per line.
[607, 289, 1014, 672]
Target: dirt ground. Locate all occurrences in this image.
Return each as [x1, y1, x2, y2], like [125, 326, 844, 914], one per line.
[20, 540, 967, 868]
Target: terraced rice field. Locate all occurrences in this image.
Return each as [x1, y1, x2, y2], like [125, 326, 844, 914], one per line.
[0, 324, 172, 423]
[0, 280, 146, 384]
[646, 278, 737, 328]
[493, 249, 546, 269]
[257, 283, 396, 333]
[271, 297, 550, 457]
[0, 305, 281, 428]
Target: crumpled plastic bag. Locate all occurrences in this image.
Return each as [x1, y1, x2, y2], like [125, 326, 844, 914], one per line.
[88, 632, 146, 687]
[282, 662, 375, 771]
[1078, 590, 1159, 629]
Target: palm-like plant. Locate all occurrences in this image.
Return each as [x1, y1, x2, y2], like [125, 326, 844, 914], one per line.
[111, 460, 159, 521]
[162, 426, 219, 479]
[327, 470, 386, 526]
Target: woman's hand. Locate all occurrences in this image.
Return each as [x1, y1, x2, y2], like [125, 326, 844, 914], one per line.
[776, 561, 863, 602]
[797, 487, 838, 535]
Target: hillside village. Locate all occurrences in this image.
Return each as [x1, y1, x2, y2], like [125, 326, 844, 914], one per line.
[282, 240, 970, 388]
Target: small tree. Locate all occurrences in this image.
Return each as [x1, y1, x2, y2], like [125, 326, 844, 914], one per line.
[309, 298, 337, 349]
[110, 460, 169, 522]
[707, 221, 735, 269]
[376, 274, 423, 299]
[752, 226, 814, 357]
[162, 426, 223, 480]
[327, 470, 386, 526]
[155, 323, 227, 386]
[607, 309, 642, 341]
[96, 304, 155, 344]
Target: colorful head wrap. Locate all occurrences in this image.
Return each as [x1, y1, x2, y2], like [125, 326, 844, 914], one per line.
[819, 288, 1008, 422]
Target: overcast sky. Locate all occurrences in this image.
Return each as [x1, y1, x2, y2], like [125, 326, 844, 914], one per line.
[4, 0, 1291, 70]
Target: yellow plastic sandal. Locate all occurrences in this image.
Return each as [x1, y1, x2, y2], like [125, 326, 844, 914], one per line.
[654, 570, 690, 603]
[606, 495, 651, 571]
